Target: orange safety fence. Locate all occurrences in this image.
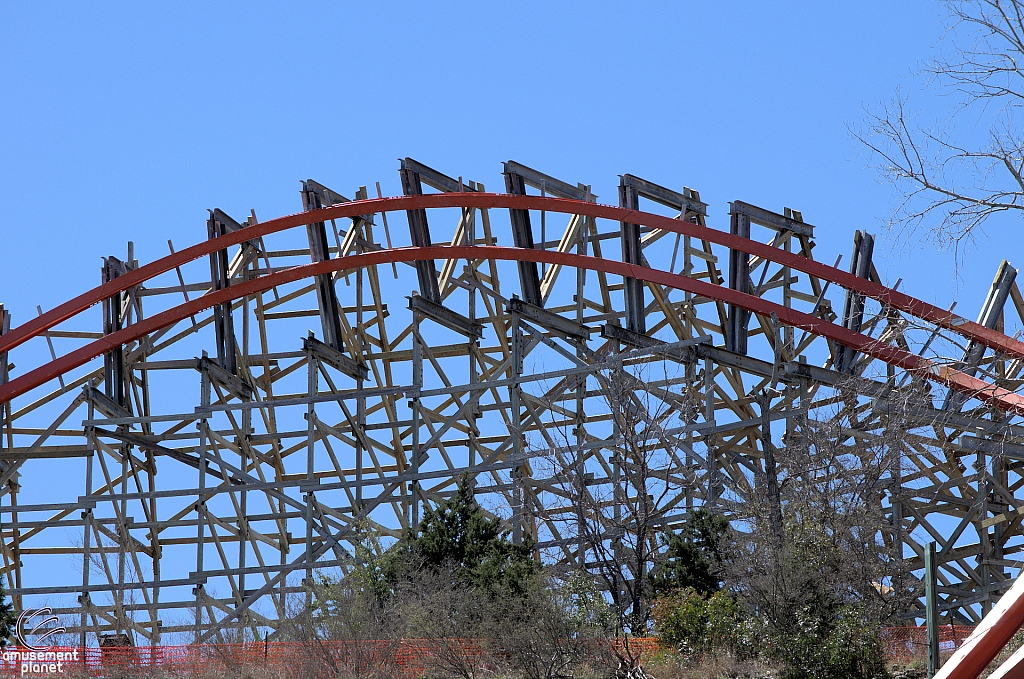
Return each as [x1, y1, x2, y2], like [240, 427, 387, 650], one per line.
[0, 638, 665, 678]
[2, 643, 394, 678]
[882, 625, 974, 662]
[0, 630, 970, 678]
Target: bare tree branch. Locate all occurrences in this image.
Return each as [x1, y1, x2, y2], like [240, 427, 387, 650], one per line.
[854, 1, 1024, 256]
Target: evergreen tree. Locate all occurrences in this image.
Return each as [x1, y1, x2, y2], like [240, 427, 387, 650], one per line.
[649, 508, 733, 597]
[390, 475, 538, 596]
[0, 578, 14, 647]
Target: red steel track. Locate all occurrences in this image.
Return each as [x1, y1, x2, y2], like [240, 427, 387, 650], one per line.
[1, 194, 1022, 414]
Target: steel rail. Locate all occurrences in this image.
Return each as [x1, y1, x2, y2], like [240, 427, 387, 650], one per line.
[1, 194, 1022, 365]
[933, 572, 1024, 679]
[1, 245, 1022, 416]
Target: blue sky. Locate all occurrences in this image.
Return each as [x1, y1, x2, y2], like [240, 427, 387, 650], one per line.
[2, 1, 1008, 326]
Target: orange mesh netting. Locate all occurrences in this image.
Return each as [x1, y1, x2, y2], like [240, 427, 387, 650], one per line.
[0, 630, 965, 677]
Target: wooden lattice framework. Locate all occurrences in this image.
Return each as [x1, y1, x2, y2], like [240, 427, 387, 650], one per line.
[2, 158, 1024, 644]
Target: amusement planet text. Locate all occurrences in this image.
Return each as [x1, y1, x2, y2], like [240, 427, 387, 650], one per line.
[1, 648, 78, 676]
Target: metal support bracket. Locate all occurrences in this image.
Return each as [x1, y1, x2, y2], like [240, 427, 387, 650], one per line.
[206, 209, 243, 374]
[837, 230, 875, 373]
[601, 323, 662, 349]
[302, 334, 368, 381]
[301, 180, 346, 352]
[726, 206, 751, 354]
[508, 296, 589, 340]
[944, 260, 1017, 411]
[730, 200, 814, 238]
[101, 256, 131, 408]
[196, 355, 253, 401]
[409, 294, 482, 339]
[619, 178, 645, 334]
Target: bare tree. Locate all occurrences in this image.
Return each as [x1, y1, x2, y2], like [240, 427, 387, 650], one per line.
[854, 0, 1024, 254]
[392, 565, 500, 679]
[493, 574, 616, 679]
[728, 387, 914, 640]
[287, 528, 403, 679]
[534, 354, 700, 676]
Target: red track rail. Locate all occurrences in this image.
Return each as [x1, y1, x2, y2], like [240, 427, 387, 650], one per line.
[1, 194, 1022, 364]
[1, 245, 1022, 415]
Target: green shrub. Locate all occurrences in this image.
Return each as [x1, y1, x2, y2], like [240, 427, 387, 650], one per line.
[651, 587, 743, 658]
[770, 605, 890, 679]
[387, 474, 539, 598]
[653, 591, 889, 679]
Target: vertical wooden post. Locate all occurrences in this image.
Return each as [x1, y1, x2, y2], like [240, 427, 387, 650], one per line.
[510, 304, 523, 544]
[927, 540, 940, 678]
[81, 410, 94, 647]
[194, 363, 211, 640]
[726, 207, 750, 354]
[704, 355, 717, 508]
[410, 312, 423, 532]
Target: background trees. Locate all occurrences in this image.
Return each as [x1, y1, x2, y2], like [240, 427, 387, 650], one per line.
[386, 475, 538, 597]
[536, 357, 700, 641]
[295, 395, 908, 679]
[635, 387, 911, 679]
[648, 508, 733, 599]
[304, 477, 614, 679]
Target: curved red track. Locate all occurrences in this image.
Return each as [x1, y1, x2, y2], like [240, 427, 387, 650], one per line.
[2, 245, 1023, 415]
[1, 194, 1021, 414]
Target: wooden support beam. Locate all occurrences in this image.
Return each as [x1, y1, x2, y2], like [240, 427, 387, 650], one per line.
[727, 205, 751, 354]
[301, 179, 347, 352]
[503, 165, 543, 307]
[837, 230, 875, 373]
[400, 159, 441, 303]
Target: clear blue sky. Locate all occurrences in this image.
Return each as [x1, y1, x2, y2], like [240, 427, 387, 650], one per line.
[0, 2, 1007, 332]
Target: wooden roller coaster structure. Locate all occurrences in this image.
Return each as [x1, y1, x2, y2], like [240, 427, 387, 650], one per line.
[2, 158, 1024, 645]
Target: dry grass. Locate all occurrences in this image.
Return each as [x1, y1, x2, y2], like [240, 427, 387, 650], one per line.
[642, 651, 781, 679]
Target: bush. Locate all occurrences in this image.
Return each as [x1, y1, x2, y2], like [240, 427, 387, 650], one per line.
[651, 588, 743, 659]
[387, 474, 539, 598]
[492, 574, 617, 679]
[653, 590, 889, 679]
[770, 605, 889, 679]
